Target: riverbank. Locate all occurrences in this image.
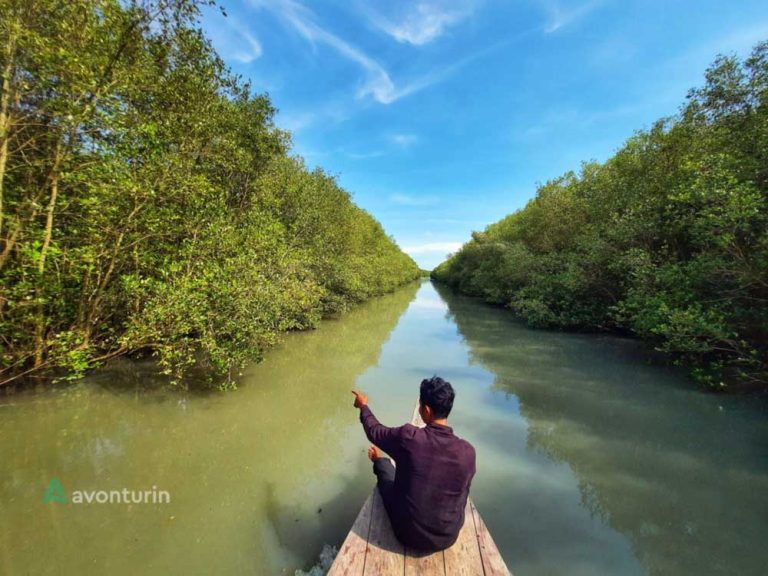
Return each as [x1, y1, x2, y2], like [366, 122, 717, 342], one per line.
[0, 0, 419, 390]
[1, 279, 423, 394]
[431, 280, 768, 396]
[431, 43, 768, 391]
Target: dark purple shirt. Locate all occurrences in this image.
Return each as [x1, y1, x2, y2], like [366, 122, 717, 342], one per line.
[359, 405, 476, 550]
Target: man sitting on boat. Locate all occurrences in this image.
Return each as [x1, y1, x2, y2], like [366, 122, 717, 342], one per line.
[351, 376, 476, 552]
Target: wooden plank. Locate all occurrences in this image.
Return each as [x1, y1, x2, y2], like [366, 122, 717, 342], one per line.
[328, 493, 374, 576]
[405, 547, 445, 575]
[404, 549, 445, 575]
[364, 488, 405, 575]
[443, 501, 484, 576]
[469, 500, 511, 576]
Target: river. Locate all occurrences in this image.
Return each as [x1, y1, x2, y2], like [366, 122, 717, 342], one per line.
[1, 280, 767, 575]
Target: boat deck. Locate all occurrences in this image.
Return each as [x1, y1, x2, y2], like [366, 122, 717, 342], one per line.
[328, 403, 511, 575]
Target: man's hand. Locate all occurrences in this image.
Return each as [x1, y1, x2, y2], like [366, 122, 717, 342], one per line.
[367, 445, 384, 461]
[351, 390, 368, 409]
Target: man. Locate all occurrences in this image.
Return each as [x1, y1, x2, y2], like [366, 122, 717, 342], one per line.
[351, 376, 476, 552]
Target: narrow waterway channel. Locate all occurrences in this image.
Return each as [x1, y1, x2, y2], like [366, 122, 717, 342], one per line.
[1, 280, 766, 575]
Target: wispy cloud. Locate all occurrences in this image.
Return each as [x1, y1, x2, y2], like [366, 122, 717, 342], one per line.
[229, 21, 263, 62]
[403, 241, 464, 255]
[278, 110, 317, 133]
[347, 150, 386, 159]
[206, 13, 263, 63]
[516, 103, 644, 139]
[251, 0, 463, 104]
[277, 98, 354, 134]
[389, 193, 439, 206]
[539, 0, 602, 33]
[391, 133, 419, 147]
[524, 21, 768, 142]
[363, 1, 477, 46]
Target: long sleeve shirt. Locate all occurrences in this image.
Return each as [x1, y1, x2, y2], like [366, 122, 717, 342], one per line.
[359, 404, 477, 551]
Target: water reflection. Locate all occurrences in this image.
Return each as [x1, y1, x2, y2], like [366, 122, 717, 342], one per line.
[1, 279, 766, 576]
[0, 283, 419, 576]
[435, 282, 768, 576]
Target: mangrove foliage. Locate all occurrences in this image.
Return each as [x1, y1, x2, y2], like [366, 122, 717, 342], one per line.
[0, 0, 419, 388]
[433, 43, 768, 389]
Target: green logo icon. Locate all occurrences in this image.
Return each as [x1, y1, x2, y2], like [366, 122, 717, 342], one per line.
[43, 478, 68, 504]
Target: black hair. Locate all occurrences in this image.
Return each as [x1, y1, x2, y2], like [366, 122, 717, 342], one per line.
[420, 376, 455, 419]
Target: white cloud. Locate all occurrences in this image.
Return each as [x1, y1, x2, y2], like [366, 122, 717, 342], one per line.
[539, 0, 602, 33]
[403, 241, 464, 254]
[364, 1, 476, 46]
[391, 133, 418, 147]
[206, 13, 263, 63]
[252, 0, 456, 104]
[229, 21, 263, 62]
[389, 193, 439, 206]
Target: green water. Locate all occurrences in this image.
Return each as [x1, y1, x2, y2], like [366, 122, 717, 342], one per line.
[1, 280, 767, 575]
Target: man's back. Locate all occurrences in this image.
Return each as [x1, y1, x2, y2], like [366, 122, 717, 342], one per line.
[394, 422, 476, 549]
[359, 405, 476, 551]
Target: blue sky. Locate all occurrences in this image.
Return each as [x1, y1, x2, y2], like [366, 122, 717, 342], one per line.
[201, 0, 768, 269]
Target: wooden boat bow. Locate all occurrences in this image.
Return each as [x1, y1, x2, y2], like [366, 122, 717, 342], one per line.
[328, 402, 512, 575]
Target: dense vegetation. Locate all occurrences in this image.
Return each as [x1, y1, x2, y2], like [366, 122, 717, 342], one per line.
[0, 0, 419, 388]
[433, 43, 768, 389]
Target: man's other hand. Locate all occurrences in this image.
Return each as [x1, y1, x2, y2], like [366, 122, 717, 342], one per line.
[367, 445, 384, 461]
[351, 390, 368, 409]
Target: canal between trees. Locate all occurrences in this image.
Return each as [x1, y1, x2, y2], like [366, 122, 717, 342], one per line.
[1, 280, 766, 575]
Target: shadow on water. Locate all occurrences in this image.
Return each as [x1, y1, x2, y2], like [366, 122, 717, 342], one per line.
[434, 282, 768, 576]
